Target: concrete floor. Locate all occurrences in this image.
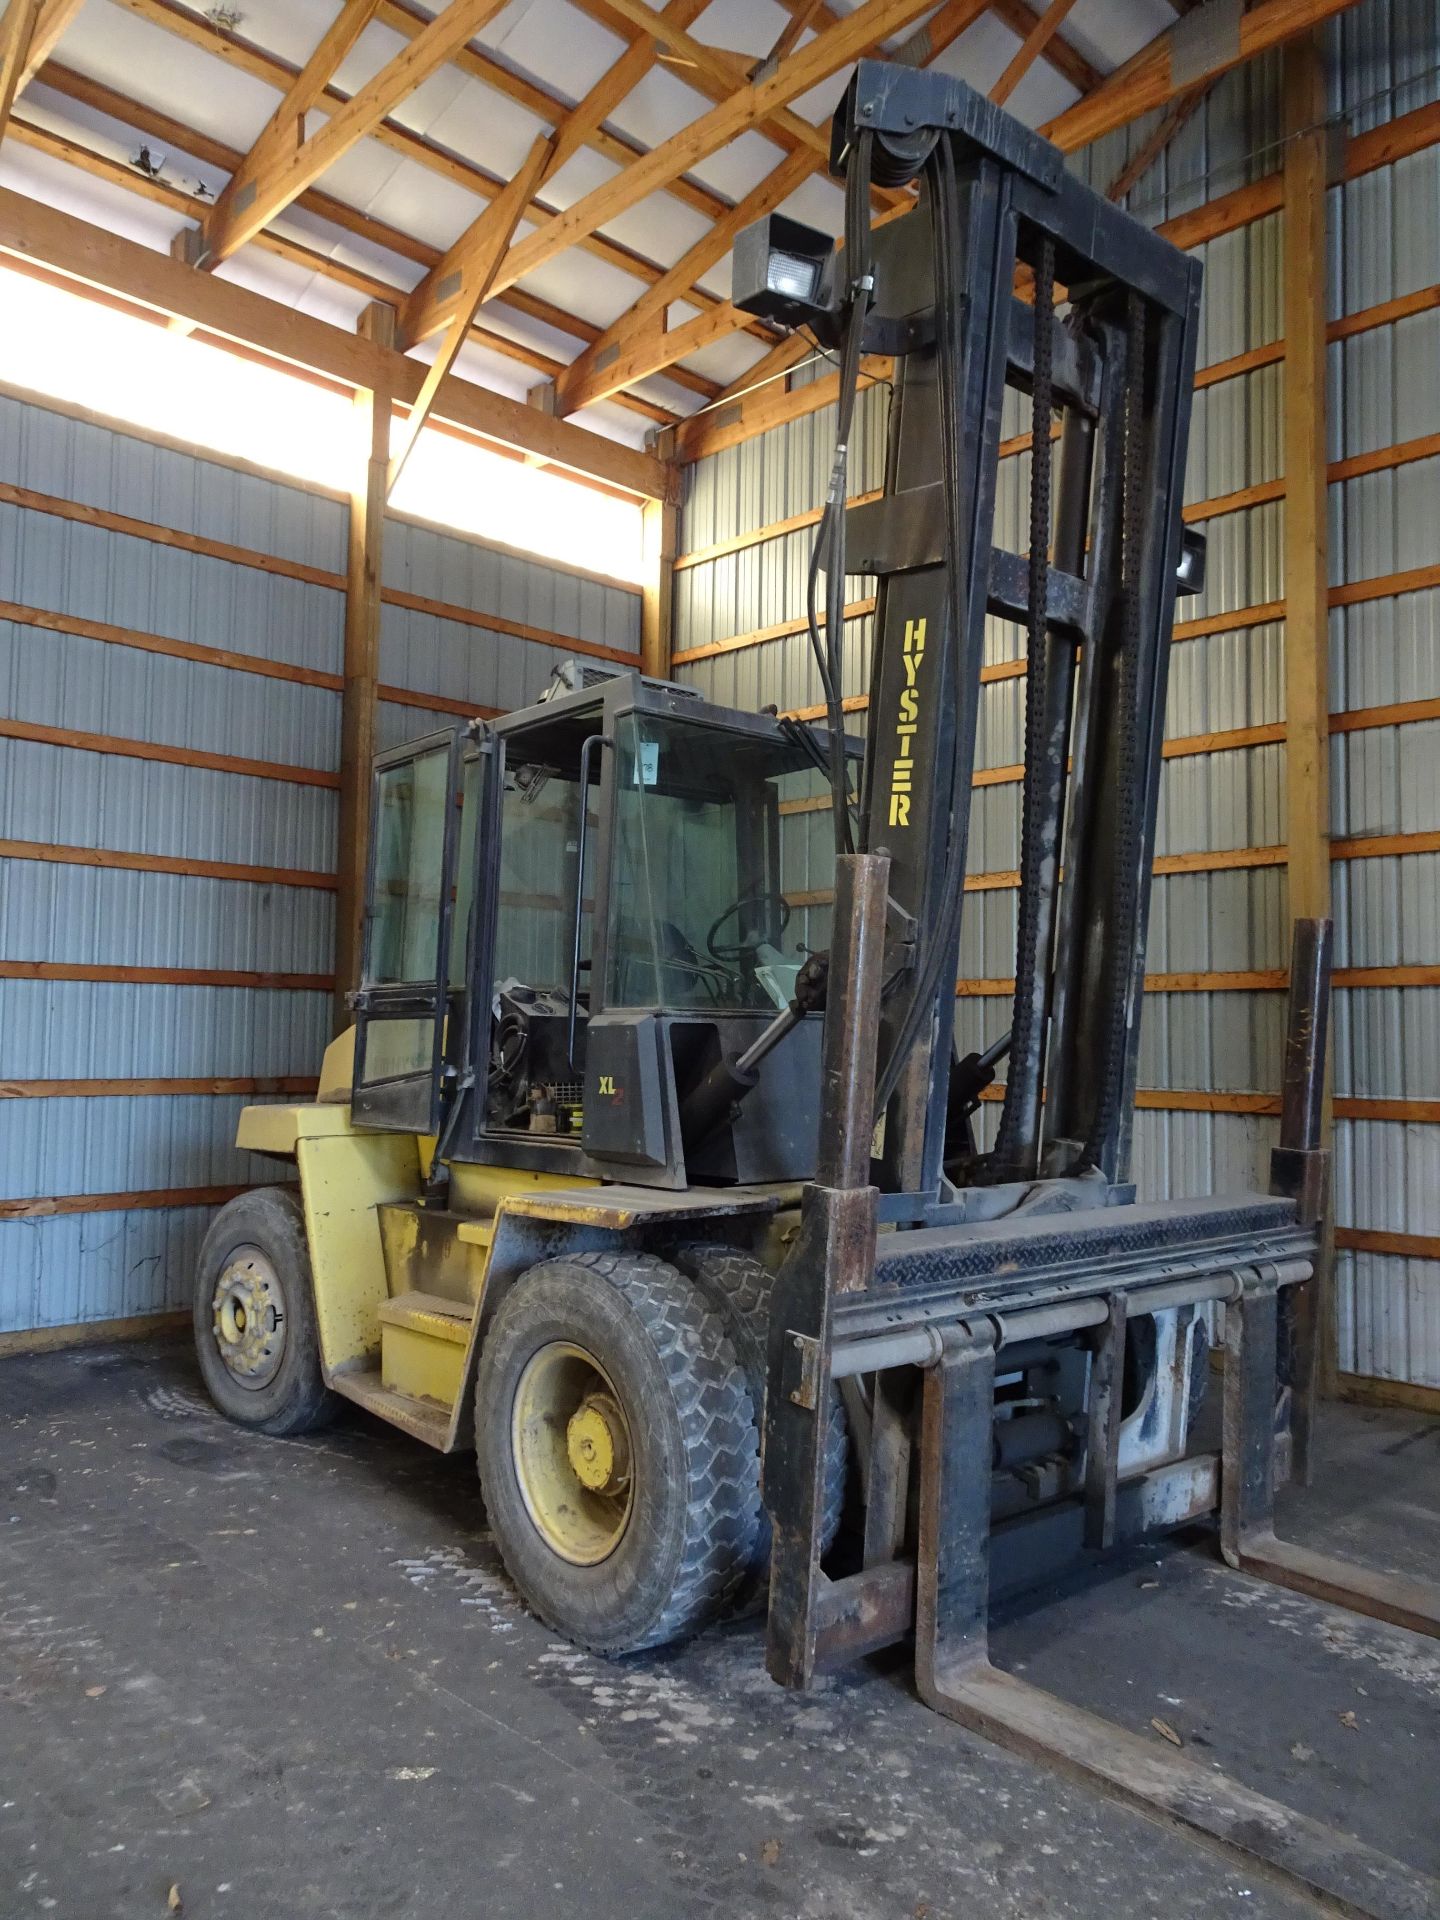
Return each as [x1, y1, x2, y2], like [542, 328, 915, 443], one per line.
[2, 1336, 1438, 1920]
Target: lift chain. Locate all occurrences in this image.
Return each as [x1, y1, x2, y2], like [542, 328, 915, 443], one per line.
[1082, 289, 1148, 1172]
[991, 235, 1056, 1177]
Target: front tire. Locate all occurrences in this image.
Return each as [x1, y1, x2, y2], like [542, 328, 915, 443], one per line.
[476, 1251, 760, 1654]
[193, 1186, 337, 1436]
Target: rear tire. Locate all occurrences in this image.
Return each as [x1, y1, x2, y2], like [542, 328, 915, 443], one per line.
[193, 1186, 337, 1436]
[677, 1245, 849, 1575]
[476, 1251, 760, 1654]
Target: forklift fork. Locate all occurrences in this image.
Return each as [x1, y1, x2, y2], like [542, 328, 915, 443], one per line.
[912, 922, 1440, 1919]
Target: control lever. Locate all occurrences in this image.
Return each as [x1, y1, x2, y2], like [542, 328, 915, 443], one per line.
[678, 954, 830, 1152]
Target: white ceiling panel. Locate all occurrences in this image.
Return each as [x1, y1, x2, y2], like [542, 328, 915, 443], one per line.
[50, 6, 278, 151]
[212, 0, 348, 69]
[319, 141, 486, 248]
[1066, 0, 1176, 73]
[686, 126, 788, 201]
[406, 70, 551, 173]
[605, 62, 713, 150]
[515, 245, 650, 328]
[215, 245, 370, 328]
[0, 139, 180, 250]
[479, 0, 623, 98]
[535, 142, 619, 212]
[327, 17, 414, 96]
[598, 186, 713, 269]
[777, 169, 847, 237]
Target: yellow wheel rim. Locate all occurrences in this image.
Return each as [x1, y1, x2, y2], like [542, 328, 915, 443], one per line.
[512, 1342, 635, 1566]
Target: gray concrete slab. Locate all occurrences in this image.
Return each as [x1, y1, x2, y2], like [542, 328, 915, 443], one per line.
[1, 1336, 1437, 1920]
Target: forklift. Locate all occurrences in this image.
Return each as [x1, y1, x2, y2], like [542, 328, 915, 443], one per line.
[195, 65, 1440, 1915]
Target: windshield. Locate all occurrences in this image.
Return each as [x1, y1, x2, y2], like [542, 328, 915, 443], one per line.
[605, 711, 842, 1014]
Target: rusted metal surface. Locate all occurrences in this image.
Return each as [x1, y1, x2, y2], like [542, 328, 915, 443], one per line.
[815, 855, 891, 1198]
[764, 854, 889, 1689]
[1082, 1293, 1126, 1550]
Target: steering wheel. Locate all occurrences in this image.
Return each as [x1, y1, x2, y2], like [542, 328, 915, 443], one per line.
[706, 891, 792, 964]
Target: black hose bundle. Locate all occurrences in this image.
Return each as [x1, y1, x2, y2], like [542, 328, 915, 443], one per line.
[805, 127, 875, 860]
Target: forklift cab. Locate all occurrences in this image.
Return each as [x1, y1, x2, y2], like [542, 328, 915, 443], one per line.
[349, 667, 855, 1190]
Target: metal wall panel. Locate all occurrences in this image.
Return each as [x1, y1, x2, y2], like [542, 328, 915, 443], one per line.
[1321, 0, 1440, 1385]
[0, 393, 637, 1334]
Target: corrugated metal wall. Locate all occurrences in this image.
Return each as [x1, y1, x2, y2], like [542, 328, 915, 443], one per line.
[1325, 0, 1440, 1387]
[673, 2, 1440, 1394]
[0, 388, 640, 1336]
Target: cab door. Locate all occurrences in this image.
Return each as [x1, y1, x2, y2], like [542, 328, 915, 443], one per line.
[350, 729, 464, 1135]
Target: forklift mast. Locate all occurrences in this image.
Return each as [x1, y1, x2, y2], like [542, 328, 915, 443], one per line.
[737, 64, 1204, 1208]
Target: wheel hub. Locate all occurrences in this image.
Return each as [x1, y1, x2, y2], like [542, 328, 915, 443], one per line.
[211, 1246, 286, 1390]
[512, 1343, 635, 1565]
[566, 1392, 630, 1494]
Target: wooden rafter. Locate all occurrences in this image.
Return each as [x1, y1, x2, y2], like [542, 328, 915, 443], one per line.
[180, 0, 510, 269]
[388, 134, 554, 491]
[193, 0, 383, 267]
[373, 0, 729, 227]
[552, 0, 986, 418]
[3, 0, 79, 98]
[554, 147, 813, 414]
[27, 62, 708, 421]
[0, 0, 42, 143]
[990, 0, 1084, 106]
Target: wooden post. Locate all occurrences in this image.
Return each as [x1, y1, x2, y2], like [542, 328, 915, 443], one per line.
[335, 298, 395, 1025]
[1282, 34, 1334, 1389]
[639, 493, 677, 680]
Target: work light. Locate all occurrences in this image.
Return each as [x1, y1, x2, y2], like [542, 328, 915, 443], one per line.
[732, 213, 837, 328]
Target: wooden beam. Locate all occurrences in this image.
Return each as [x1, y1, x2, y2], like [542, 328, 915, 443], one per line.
[990, 0, 1083, 106]
[0, 0, 40, 139]
[1283, 34, 1334, 1401]
[389, 136, 551, 489]
[1283, 38, 1331, 932]
[640, 496, 678, 679]
[338, 299, 393, 1016]
[0, 186, 670, 498]
[488, 0, 938, 304]
[1041, 0, 1361, 154]
[180, 0, 510, 267]
[194, 0, 383, 268]
[9, 0, 79, 91]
